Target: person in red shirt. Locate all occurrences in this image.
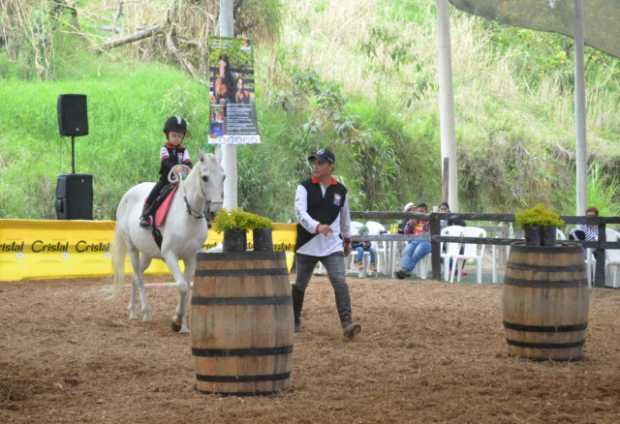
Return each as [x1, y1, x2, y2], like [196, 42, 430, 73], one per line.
[395, 203, 432, 279]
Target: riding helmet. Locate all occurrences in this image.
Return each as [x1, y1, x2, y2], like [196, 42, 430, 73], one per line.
[163, 116, 188, 134]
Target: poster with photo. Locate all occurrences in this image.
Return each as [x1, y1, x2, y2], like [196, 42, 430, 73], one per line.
[207, 36, 260, 145]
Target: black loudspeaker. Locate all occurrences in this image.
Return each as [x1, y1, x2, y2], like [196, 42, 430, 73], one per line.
[55, 174, 93, 220]
[57, 94, 89, 136]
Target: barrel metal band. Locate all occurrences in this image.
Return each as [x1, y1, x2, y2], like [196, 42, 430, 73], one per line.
[506, 263, 584, 273]
[191, 296, 292, 306]
[195, 387, 280, 396]
[503, 276, 587, 288]
[192, 346, 293, 357]
[196, 268, 288, 277]
[503, 321, 588, 333]
[506, 339, 585, 349]
[196, 372, 291, 383]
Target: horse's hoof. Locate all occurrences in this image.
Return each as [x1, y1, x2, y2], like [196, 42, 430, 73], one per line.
[171, 321, 182, 332]
[179, 326, 190, 334]
[143, 311, 152, 321]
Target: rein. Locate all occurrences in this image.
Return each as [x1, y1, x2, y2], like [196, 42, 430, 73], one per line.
[181, 172, 205, 220]
[183, 193, 204, 219]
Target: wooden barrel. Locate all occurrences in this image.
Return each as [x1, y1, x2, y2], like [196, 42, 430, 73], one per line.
[191, 251, 293, 395]
[503, 242, 590, 361]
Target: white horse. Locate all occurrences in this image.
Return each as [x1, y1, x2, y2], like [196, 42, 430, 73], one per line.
[112, 151, 225, 333]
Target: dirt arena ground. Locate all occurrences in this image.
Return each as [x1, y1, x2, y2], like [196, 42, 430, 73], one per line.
[2, 275, 620, 423]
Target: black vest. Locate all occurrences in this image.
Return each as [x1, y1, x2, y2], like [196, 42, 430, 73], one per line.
[295, 178, 347, 250]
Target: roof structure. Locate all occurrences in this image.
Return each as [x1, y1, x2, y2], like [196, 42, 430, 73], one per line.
[448, 0, 620, 59]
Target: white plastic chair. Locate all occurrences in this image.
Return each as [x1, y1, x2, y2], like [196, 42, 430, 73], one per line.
[344, 220, 366, 277]
[568, 226, 595, 286]
[365, 220, 388, 275]
[415, 255, 431, 279]
[556, 228, 567, 241]
[605, 228, 620, 287]
[579, 227, 618, 287]
[440, 225, 464, 282]
[450, 227, 487, 284]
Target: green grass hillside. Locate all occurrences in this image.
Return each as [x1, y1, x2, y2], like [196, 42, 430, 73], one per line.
[0, 65, 211, 218]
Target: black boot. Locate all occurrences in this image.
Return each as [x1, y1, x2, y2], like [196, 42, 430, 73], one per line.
[139, 202, 154, 228]
[292, 286, 305, 333]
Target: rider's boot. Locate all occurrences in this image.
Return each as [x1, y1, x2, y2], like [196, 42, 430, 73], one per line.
[139, 202, 154, 228]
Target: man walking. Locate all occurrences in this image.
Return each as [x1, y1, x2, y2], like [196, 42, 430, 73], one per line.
[292, 148, 362, 339]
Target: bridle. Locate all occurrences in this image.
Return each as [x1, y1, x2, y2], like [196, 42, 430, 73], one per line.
[181, 165, 222, 221]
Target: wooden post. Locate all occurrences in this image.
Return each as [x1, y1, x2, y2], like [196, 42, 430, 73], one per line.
[595, 222, 606, 287]
[430, 213, 442, 280]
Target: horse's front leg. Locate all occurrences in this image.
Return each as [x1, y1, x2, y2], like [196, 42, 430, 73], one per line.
[162, 251, 189, 333]
[172, 256, 197, 334]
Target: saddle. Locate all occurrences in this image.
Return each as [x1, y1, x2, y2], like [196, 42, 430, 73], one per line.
[149, 184, 178, 249]
[154, 184, 178, 229]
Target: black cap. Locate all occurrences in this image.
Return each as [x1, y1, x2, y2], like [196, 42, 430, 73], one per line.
[308, 148, 335, 164]
[163, 116, 187, 134]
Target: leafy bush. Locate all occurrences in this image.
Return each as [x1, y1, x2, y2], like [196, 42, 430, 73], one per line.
[515, 204, 564, 228]
[213, 209, 274, 232]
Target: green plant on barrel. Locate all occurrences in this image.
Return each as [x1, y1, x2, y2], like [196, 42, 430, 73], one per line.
[515, 204, 564, 246]
[213, 209, 274, 231]
[214, 209, 274, 252]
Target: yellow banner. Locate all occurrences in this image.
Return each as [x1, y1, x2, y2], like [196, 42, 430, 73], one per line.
[0, 219, 297, 282]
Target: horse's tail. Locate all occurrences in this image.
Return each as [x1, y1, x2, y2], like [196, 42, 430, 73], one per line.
[111, 222, 128, 288]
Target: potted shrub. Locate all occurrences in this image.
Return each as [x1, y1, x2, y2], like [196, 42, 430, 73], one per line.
[214, 209, 252, 252]
[515, 204, 565, 246]
[214, 209, 274, 252]
[251, 214, 274, 252]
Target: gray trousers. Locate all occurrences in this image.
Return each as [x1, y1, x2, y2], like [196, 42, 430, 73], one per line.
[292, 252, 353, 326]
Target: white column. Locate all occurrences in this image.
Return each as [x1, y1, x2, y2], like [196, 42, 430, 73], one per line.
[219, 0, 238, 209]
[436, 0, 458, 211]
[574, 0, 587, 216]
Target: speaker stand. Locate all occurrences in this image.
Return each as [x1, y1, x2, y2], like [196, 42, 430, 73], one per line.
[71, 135, 76, 174]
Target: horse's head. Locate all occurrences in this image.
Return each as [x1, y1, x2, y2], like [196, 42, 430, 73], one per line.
[196, 151, 225, 222]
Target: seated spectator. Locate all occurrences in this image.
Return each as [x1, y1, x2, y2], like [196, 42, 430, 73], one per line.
[398, 202, 416, 234]
[395, 203, 431, 279]
[570, 206, 600, 260]
[569, 206, 599, 241]
[438, 202, 466, 229]
[352, 226, 377, 274]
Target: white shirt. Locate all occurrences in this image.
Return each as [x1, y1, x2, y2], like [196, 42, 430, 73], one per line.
[294, 182, 352, 257]
[160, 146, 191, 163]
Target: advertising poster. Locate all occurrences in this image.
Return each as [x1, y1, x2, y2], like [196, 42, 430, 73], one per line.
[208, 36, 260, 145]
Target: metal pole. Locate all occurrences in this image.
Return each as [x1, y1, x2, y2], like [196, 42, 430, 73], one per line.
[71, 136, 75, 174]
[436, 0, 458, 211]
[574, 0, 587, 216]
[219, 0, 238, 209]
